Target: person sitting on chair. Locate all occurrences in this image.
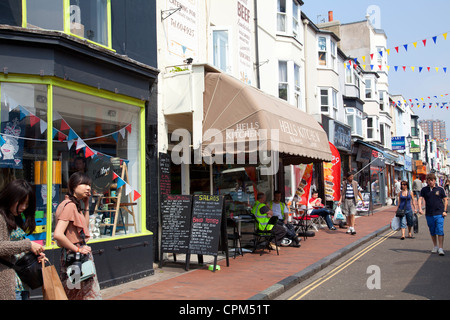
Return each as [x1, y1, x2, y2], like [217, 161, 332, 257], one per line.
[252, 192, 300, 248]
[308, 192, 336, 230]
[269, 191, 300, 246]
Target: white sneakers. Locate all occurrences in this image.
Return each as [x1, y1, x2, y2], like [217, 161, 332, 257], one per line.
[346, 227, 356, 235]
[432, 247, 445, 256]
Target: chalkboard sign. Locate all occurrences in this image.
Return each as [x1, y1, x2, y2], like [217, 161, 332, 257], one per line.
[160, 195, 192, 254]
[189, 195, 224, 256]
[159, 153, 171, 196]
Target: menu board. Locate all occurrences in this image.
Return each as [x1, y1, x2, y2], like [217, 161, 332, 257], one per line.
[189, 195, 224, 256]
[160, 195, 192, 254]
[159, 153, 171, 196]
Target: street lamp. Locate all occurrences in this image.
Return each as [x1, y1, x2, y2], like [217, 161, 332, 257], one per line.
[406, 134, 412, 146]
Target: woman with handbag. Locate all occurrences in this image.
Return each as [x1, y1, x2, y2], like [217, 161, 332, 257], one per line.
[53, 172, 102, 300]
[0, 180, 45, 300]
[397, 180, 417, 240]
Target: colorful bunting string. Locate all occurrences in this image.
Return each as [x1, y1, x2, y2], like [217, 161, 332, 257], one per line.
[2, 99, 142, 201]
[357, 31, 449, 63]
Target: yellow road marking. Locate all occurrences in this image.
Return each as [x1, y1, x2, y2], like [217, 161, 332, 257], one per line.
[288, 230, 397, 300]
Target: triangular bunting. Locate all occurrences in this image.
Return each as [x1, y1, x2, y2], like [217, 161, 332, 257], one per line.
[76, 137, 86, 150]
[0, 135, 6, 147]
[60, 119, 70, 131]
[413, 42, 417, 48]
[119, 128, 126, 139]
[67, 140, 76, 150]
[125, 183, 133, 196]
[30, 114, 40, 127]
[68, 129, 78, 141]
[125, 124, 132, 134]
[40, 120, 47, 134]
[423, 39, 427, 47]
[403, 44, 408, 51]
[444, 33, 448, 40]
[57, 132, 66, 142]
[133, 190, 141, 201]
[85, 147, 94, 158]
[117, 177, 126, 189]
[113, 172, 119, 180]
[433, 36, 437, 44]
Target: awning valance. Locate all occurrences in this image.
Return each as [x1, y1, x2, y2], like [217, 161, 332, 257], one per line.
[202, 72, 332, 164]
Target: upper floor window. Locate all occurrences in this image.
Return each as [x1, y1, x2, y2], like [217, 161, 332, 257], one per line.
[320, 88, 338, 118]
[277, 0, 302, 41]
[212, 28, 231, 73]
[365, 79, 373, 99]
[318, 36, 337, 70]
[0, 0, 111, 49]
[279, 60, 303, 110]
[346, 108, 363, 137]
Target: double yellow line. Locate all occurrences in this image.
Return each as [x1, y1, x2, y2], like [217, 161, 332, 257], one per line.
[288, 230, 397, 300]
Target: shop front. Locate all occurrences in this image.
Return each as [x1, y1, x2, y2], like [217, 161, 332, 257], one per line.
[0, 26, 159, 289]
[354, 141, 386, 208]
[162, 67, 332, 251]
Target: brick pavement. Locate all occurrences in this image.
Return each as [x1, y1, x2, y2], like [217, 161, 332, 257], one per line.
[106, 206, 396, 300]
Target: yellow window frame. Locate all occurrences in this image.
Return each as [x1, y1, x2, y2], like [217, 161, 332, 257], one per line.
[0, 74, 151, 249]
[21, 0, 113, 51]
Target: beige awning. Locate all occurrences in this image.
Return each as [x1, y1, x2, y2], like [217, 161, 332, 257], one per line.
[202, 72, 332, 164]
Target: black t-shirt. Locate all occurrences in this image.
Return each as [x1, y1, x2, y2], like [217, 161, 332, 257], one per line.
[420, 186, 447, 216]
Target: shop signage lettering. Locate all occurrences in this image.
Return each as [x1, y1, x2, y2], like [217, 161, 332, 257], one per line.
[170, 128, 279, 175]
[278, 120, 321, 143]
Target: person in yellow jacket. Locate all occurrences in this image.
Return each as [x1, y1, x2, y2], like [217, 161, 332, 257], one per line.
[252, 192, 300, 247]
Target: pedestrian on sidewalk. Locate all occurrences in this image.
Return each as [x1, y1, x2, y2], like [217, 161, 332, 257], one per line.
[338, 171, 364, 235]
[412, 177, 422, 202]
[54, 172, 102, 300]
[418, 173, 447, 256]
[397, 180, 417, 240]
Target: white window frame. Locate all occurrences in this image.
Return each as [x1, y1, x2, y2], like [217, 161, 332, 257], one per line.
[346, 108, 363, 137]
[317, 36, 337, 70]
[211, 27, 232, 74]
[367, 116, 379, 140]
[279, 60, 303, 110]
[320, 87, 337, 117]
[279, 60, 289, 101]
[277, 0, 302, 41]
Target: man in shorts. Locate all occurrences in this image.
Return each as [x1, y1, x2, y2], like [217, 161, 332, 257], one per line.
[419, 173, 447, 256]
[338, 171, 364, 235]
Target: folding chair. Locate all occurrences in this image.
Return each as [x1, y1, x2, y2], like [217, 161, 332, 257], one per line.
[253, 216, 279, 256]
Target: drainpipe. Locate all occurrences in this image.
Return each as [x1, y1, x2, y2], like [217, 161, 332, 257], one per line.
[254, 0, 261, 89]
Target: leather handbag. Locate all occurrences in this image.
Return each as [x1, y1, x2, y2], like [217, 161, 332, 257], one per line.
[0, 252, 49, 290]
[396, 208, 406, 218]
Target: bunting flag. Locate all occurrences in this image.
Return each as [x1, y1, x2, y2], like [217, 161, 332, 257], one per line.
[348, 60, 450, 73]
[359, 31, 449, 62]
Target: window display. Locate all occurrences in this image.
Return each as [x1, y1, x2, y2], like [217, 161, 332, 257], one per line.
[1, 80, 145, 248]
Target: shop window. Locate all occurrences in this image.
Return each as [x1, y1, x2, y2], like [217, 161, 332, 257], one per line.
[52, 86, 142, 239]
[1, 83, 48, 245]
[0, 0, 22, 26]
[26, 0, 64, 31]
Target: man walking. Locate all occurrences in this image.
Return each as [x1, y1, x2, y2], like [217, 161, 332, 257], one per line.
[419, 173, 447, 256]
[338, 171, 364, 235]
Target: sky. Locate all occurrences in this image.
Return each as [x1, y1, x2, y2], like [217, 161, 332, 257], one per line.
[302, 0, 450, 145]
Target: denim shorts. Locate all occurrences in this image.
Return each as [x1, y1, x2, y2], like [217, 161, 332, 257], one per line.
[426, 215, 445, 236]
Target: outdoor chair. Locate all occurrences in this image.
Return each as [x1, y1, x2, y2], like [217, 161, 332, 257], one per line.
[253, 216, 279, 256]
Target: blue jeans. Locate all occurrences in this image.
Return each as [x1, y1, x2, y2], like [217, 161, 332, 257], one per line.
[400, 210, 414, 229]
[311, 209, 334, 229]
